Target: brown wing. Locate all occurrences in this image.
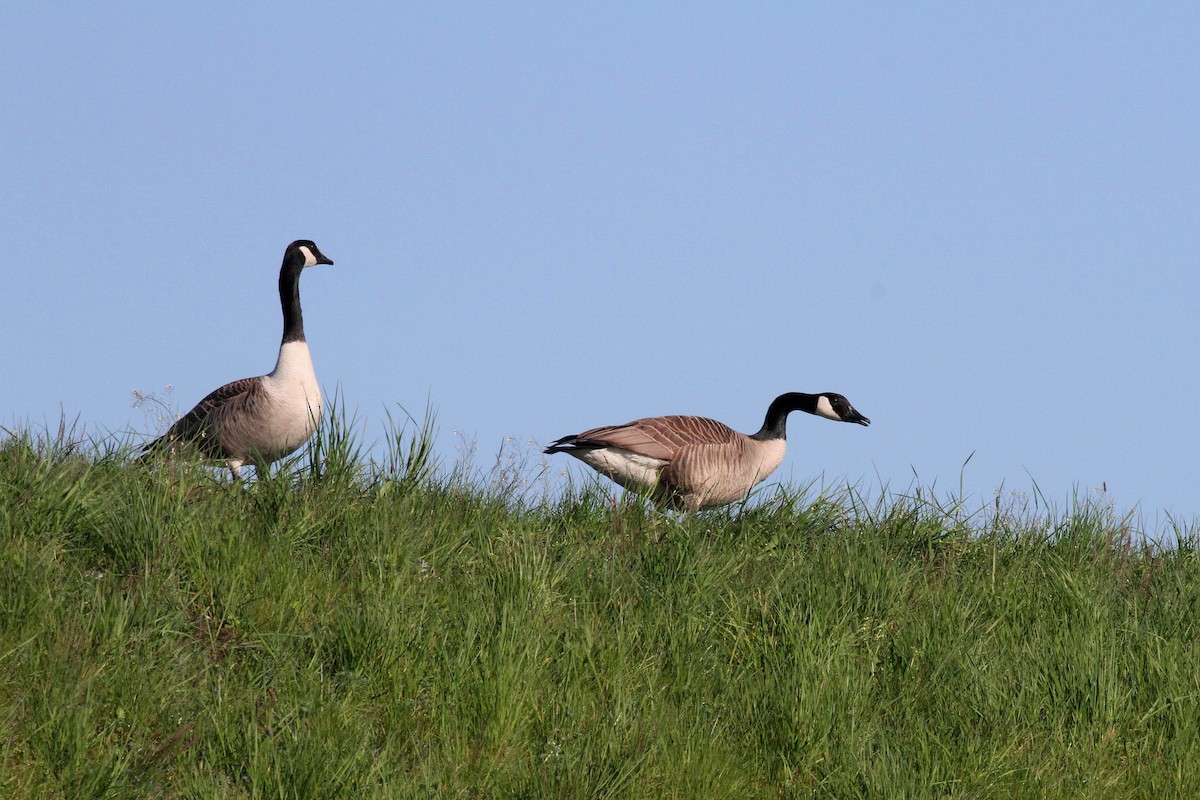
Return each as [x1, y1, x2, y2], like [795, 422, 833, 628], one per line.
[569, 415, 739, 461]
[143, 376, 261, 457]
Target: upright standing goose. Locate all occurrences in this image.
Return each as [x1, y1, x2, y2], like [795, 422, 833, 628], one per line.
[143, 239, 334, 480]
[544, 392, 870, 511]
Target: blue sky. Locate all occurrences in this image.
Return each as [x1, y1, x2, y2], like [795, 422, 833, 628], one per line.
[3, 5, 1197, 525]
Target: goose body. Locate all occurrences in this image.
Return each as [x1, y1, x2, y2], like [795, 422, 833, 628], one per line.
[545, 392, 869, 511]
[143, 240, 333, 479]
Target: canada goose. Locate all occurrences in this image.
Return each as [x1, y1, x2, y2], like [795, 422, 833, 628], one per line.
[142, 239, 334, 480]
[544, 392, 870, 511]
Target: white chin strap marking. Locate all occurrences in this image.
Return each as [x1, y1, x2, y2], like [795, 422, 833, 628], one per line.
[815, 395, 841, 421]
[299, 245, 318, 267]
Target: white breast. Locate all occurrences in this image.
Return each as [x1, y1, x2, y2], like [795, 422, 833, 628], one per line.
[262, 341, 322, 449]
[746, 438, 787, 487]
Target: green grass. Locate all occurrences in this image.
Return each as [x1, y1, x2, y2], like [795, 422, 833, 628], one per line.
[1, 416, 1198, 798]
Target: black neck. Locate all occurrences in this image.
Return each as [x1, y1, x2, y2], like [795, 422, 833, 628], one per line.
[279, 257, 305, 344]
[750, 392, 819, 441]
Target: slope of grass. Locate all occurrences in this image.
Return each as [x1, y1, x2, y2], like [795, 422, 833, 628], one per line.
[0, 420, 1197, 798]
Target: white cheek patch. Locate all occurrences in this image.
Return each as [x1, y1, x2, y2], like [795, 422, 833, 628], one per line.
[814, 395, 841, 421]
[299, 245, 318, 267]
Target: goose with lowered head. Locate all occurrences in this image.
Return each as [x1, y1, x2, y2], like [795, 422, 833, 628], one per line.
[545, 391, 870, 511]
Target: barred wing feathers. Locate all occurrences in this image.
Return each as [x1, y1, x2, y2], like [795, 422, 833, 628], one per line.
[144, 376, 263, 457]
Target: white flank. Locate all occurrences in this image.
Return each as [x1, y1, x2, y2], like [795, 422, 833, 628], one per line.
[574, 447, 669, 491]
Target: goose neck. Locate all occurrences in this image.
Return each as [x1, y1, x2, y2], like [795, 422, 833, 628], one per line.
[751, 392, 817, 441]
[279, 261, 305, 344]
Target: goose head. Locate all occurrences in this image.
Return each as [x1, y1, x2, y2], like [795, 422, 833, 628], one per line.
[813, 392, 871, 426]
[286, 240, 334, 269]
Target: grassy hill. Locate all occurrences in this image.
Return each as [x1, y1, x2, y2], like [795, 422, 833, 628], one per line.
[1, 419, 1198, 798]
